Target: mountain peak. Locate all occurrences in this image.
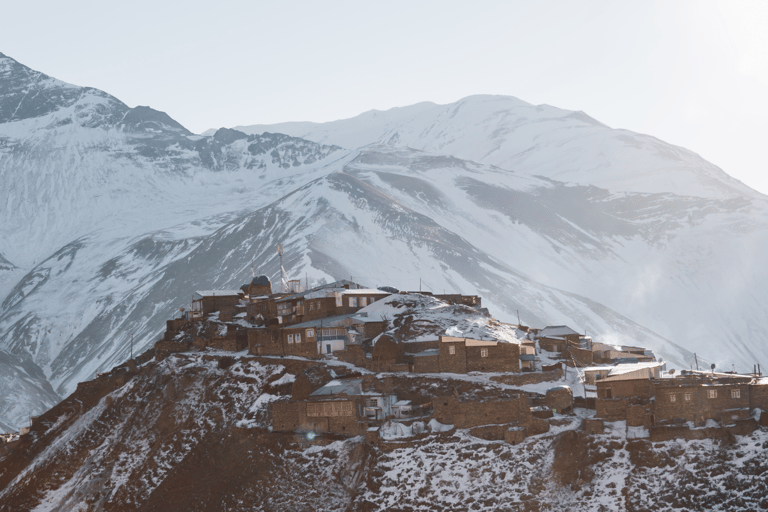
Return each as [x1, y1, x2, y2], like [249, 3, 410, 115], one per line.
[0, 52, 127, 128]
[119, 105, 191, 135]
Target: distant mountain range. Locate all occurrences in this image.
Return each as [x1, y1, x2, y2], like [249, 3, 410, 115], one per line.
[1, 51, 767, 430]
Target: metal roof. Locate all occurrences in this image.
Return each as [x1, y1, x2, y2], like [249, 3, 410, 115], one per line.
[538, 326, 580, 337]
[194, 290, 242, 298]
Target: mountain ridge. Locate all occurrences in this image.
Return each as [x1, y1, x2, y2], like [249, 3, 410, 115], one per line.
[1, 53, 767, 432]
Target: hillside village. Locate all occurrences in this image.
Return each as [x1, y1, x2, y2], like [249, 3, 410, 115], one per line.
[144, 275, 768, 445]
[3, 275, 768, 510]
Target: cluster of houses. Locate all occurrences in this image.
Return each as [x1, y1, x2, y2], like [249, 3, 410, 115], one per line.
[154, 275, 768, 444]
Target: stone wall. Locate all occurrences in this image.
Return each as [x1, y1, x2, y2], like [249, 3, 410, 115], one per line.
[539, 337, 566, 353]
[596, 398, 629, 421]
[154, 340, 192, 360]
[438, 341, 467, 373]
[437, 340, 519, 374]
[200, 295, 240, 316]
[597, 379, 652, 400]
[433, 396, 530, 429]
[247, 328, 283, 356]
[404, 340, 440, 353]
[749, 383, 768, 411]
[491, 368, 563, 386]
[585, 418, 604, 434]
[335, 345, 366, 367]
[271, 399, 366, 435]
[627, 404, 649, 428]
[649, 418, 758, 442]
[281, 328, 320, 358]
[566, 346, 593, 367]
[652, 381, 750, 425]
[466, 343, 519, 373]
[545, 387, 573, 413]
[412, 354, 440, 373]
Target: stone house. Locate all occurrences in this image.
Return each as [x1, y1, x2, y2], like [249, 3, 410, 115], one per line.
[591, 342, 655, 364]
[192, 290, 243, 318]
[651, 373, 752, 426]
[432, 395, 549, 438]
[592, 363, 663, 422]
[271, 378, 410, 436]
[247, 312, 387, 358]
[536, 325, 586, 354]
[269, 284, 391, 327]
[437, 336, 520, 373]
[585, 362, 663, 386]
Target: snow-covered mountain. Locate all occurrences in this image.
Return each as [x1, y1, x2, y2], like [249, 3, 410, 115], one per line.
[226, 94, 760, 200]
[1, 52, 767, 431]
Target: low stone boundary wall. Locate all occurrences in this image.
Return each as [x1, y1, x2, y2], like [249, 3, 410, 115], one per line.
[490, 368, 562, 386]
[650, 418, 758, 442]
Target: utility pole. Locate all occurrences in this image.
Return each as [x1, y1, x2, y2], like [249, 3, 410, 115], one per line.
[694, 353, 699, 371]
[131, 334, 134, 361]
[516, 309, 521, 325]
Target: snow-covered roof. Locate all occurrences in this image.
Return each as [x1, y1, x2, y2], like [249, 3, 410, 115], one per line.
[310, 378, 363, 397]
[287, 314, 356, 329]
[584, 362, 663, 377]
[194, 290, 242, 298]
[341, 288, 391, 295]
[441, 336, 497, 346]
[411, 349, 439, 357]
[538, 326, 580, 338]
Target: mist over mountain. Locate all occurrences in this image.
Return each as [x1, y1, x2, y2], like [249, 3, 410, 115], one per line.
[1, 52, 767, 430]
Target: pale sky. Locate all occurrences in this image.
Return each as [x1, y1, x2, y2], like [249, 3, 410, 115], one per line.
[3, 0, 767, 194]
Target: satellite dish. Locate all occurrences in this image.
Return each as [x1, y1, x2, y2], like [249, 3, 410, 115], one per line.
[711, 363, 716, 370]
[659, 358, 663, 364]
[668, 369, 675, 375]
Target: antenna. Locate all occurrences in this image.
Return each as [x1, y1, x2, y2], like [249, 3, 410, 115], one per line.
[278, 244, 288, 293]
[516, 309, 521, 325]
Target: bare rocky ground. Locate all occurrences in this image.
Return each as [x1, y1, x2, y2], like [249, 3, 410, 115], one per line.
[1, 352, 767, 512]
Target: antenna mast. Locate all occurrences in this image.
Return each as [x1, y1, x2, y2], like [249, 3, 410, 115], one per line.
[278, 244, 288, 293]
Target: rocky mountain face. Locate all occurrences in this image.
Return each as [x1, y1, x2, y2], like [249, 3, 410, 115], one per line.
[1, 52, 768, 432]
[1, 352, 766, 511]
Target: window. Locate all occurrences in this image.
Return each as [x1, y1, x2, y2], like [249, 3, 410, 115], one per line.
[360, 297, 367, 307]
[309, 302, 314, 311]
[335, 294, 342, 307]
[731, 389, 740, 399]
[261, 304, 266, 311]
[287, 334, 294, 344]
[605, 388, 612, 399]
[349, 297, 358, 307]
[480, 348, 489, 358]
[708, 389, 717, 399]
[684, 393, 692, 402]
[669, 394, 677, 403]
[449, 345, 456, 355]
[295, 333, 301, 343]
[306, 329, 315, 338]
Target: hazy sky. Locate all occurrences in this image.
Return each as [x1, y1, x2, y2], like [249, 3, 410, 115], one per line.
[3, 0, 767, 194]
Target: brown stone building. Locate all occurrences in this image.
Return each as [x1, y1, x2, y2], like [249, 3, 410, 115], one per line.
[192, 290, 243, 318]
[651, 374, 752, 426]
[437, 336, 520, 373]
[432, 395, 549, 437]
[271, 378, 411, 436]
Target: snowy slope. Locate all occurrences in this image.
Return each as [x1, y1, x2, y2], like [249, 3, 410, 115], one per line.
[2, 53, 768, 431]
[230, 94, 759, 200]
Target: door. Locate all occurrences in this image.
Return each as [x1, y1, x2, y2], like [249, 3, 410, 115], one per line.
[326, 344, 332, 354]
